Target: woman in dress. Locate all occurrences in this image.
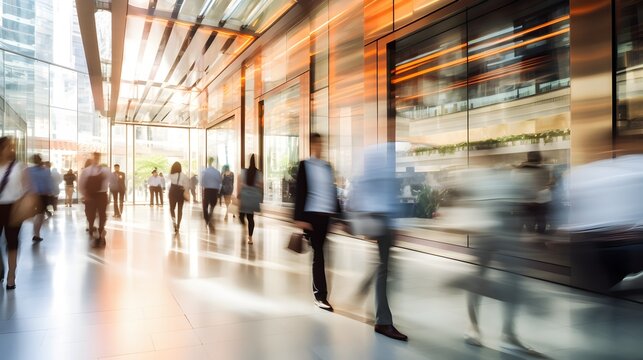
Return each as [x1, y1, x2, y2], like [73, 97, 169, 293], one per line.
[239, 154, 262, 244]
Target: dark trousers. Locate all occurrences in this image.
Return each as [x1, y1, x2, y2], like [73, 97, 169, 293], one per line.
[305, 213, 331, 301]
[169, 192, 185, 227]
[0, 204, 20, 251]
[239, 213, 255, 236]
[111, 190, 124, 216]
[202, 188, 219, 224]
[374, 224, 394, 325]
[86, 193, 108, 236]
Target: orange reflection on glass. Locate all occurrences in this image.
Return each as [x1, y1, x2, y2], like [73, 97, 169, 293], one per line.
[392, 27, 570, 84]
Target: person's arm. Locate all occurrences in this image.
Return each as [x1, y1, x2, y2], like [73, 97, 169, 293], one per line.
[293, 161, 311, 229]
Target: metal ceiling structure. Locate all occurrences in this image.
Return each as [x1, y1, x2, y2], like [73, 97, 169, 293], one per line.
[77, 0, 297, 127]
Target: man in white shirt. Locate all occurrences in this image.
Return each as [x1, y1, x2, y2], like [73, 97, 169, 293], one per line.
[79, 152, 110, 248]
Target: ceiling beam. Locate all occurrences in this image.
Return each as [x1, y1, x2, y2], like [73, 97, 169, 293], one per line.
[74, 0, 105, 114]
[127, 4, 258, 38]
[110, 0, 128, 123]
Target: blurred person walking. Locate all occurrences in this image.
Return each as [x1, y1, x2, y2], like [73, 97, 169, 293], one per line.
[148, 170, 162, 206]
[28, 154, 53, 242]
[190, 174, 198, 203]
[63, 168, 76, 207]
[447, 166, 543, 356]
[239, 155, 262, 244]
[109, 164, 126, 218]
[168, 162, 189, 233]
[201, 157, 221, 231]
[159, 172, 166, 206]
[348, 143, 407, 341]
[221, 165, 235, 221]
[80, 152, 110, 248]
[48, 163, 62, 212]
[0, 136, 29, 289]
[79, 159, 93, 231]
[294, 133, 341, 312]
[514, 151, 551, 234]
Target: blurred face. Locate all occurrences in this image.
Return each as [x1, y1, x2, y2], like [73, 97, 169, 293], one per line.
[311, 140, 322, 158]
[93, 153, 101, 165]
[114, 165, 120, 172]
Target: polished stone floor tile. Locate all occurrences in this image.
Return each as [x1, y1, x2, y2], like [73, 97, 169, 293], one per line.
[0, 204, 641, 359]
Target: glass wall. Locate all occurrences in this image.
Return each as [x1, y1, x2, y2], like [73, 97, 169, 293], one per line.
[615, 0, 643, 135]
[206, 118, 238, 176]
[0, 0, 107, 203]
[262, 84, 301, 204]
[390, 0, 571, 251]
[133, 126, 190, 204]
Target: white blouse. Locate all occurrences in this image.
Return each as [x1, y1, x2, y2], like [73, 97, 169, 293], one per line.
[169, 172, 190, 188]
[0, 161, 26, 204]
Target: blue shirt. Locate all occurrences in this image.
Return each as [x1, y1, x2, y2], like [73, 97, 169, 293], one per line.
[304, 157, 337, 214]
[28, 165, 54, 195]
[201, 166, 222, 190]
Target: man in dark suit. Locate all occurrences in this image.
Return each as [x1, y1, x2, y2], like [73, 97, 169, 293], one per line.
[109, 164, 126, 218]
[294, 133, 340, 312]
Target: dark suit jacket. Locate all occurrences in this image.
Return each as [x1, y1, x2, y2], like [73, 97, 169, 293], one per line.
[293, 159, 340, 222]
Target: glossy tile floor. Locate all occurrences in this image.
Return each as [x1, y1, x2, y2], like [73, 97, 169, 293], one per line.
[0, 204, 641, 359]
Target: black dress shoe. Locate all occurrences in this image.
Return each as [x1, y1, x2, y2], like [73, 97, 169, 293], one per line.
[374, 324, 408, 341]
[32, 236, 43, 242]
[6, 284, 16, 290]
[314, 299, 334, 312]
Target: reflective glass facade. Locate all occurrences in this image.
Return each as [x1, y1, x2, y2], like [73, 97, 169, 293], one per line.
[390, 0, 571, 251]
[0, 0, 106, 203]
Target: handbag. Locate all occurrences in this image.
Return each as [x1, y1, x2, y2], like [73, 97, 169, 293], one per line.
[9, 193, 41, 226]
[287, 232, 308, 253]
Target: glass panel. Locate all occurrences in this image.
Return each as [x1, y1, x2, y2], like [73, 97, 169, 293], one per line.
[261, 33, 287, 92]
[311, 88, 329, 159]
[311, 2, 329, 91]
[286, 19, 310, 80]
[392, 21, 469, 246]
[615, 0, 643, 135]
[133, 126, 190, 204]
[206, 118, 238, 177]
[390, 0, 571, 256]
[50, 107, 77, 183]
[263, 84, 300, 204]
[50, 66, 78, 110]
[244, 63, 257, 161]
[394, 0, 455, 29]
[190, 128, 206, 201]
[111, 124, 129, 201]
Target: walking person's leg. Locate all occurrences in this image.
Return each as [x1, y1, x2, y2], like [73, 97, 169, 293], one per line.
[309, 214, 331, 308]
[202, 189, 210, 225]
[33, 197, 46, 241]
[97, 193, 108, 245]
[246, 213, 255, 244]
[176, 197, 184, 229]
[118, 191, 124, 215]
[5, 223, 20, 289]
[86, 197, 97, 235]
[169, 193, 178, 230]
[149, 187, 154, 205]
[112, 191, 119, 216]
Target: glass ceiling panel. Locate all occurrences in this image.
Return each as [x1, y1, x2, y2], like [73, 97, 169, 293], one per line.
[136, 19, 168, 81]
[178, 0, 207, 23]
[121, 16, 146, 81]
[156, 0, 178, 13]
[153, 25, 189, 83]
[128, 0, 149, 9]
